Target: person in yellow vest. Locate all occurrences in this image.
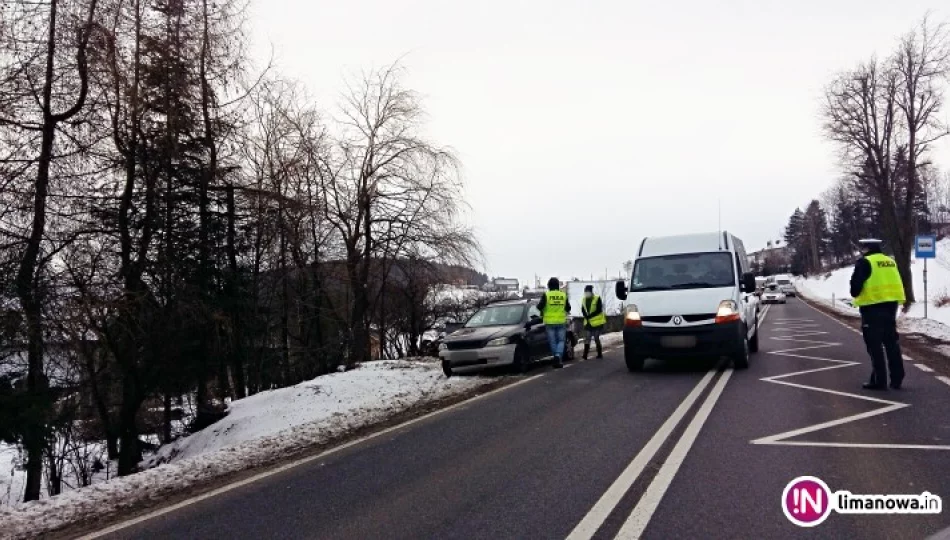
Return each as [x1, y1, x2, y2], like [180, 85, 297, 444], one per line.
[536, 277, 571, 369]
[850, 238, 906, 390]
[581, 285, 607, 359]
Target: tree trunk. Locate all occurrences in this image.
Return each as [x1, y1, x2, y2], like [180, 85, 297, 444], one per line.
[15, 0, 62, 501]
[45, 445, 62, 497]
[162, 393, 172, 444]
[117, 371, 143, 476]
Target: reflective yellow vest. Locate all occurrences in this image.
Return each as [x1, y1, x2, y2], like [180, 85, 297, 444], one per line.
[853, 253, 906, 307]
[543, 290, 568, 325]
[583, 295, 607, 328]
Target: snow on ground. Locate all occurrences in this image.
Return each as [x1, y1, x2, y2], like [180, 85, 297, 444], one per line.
[0, 359, 496, 539]
[573, 331, 624, 351]
[0, 443, 24, 508]
[796, 238, 950, 341]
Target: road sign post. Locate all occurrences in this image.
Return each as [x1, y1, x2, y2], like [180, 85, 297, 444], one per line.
[915, 235, 937, 318]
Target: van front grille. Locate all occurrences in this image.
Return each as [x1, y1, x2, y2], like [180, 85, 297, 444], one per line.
[683, 314, 716, 322]
[642, 316, 672, 324]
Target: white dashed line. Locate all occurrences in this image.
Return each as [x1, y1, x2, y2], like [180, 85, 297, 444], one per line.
[938, 376, 950, 389]
[915, 363, 935, 373]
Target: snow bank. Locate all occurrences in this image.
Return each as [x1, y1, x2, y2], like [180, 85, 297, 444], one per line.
[0, 359, 495, 538]
[796, 238, 950, 341]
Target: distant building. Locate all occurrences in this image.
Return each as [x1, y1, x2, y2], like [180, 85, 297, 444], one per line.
[492, 277, 520, 292]
[749, 245, 791, 274]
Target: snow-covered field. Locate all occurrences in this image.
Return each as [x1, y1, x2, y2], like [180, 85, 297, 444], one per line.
[0, 359, 497, 538]
[795, 238, 950, 342]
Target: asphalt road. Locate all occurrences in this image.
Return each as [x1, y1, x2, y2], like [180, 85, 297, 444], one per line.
[87, 298, 950, 540]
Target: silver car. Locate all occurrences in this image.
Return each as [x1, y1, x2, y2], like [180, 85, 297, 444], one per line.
[761, 284, 787, 304]
[439, 299, 576, 376]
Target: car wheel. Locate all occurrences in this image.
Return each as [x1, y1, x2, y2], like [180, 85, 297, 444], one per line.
[442, 360, 453, 378]
[733, 335, 750, 370]
[563, 334, 576, 361]
[625, 347, 645, 372]
[512, 344, 530, 374]
[749, 324, 760, 353]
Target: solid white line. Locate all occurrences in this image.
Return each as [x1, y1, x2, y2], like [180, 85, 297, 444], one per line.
[564, 370, 717, 540]
[752, 441, 950, 450]
[938, 376, 950, 388]
[615, 369, 734, 539]
[915, 363, 936, 373]
[79, 374, 546, 539]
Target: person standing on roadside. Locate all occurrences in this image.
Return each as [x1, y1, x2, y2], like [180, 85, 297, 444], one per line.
[850, 238, 906, 390]
[581, 285, 606, 359]
[537, 277, 571, 368]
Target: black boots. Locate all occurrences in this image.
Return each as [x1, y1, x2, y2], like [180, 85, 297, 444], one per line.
[553, 356, 563, 369]
[583, 343, 603, 360]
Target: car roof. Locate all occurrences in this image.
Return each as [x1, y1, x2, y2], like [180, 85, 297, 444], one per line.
[487, 298, 532, 307]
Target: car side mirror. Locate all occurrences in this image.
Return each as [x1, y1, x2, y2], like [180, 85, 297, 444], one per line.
[741, 272, 756, 293]
[525, 317, 541, 329]
[616, 280, 628, 301]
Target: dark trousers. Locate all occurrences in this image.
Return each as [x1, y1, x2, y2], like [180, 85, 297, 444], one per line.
[860, 306, 904, 386]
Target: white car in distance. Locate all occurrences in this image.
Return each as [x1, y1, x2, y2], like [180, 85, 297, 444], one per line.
[761, 284, 787, 304]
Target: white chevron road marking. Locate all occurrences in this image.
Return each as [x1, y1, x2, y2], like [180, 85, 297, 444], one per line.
[750, 319, 950, 450]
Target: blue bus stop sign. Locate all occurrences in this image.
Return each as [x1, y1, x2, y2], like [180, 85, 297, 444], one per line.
[916, 235, 937, 259]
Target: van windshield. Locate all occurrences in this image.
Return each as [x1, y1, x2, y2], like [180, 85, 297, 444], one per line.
[631, 252, 736, 291]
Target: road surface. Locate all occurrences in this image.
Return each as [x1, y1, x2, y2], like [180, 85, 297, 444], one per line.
[87, 298, 950, 539]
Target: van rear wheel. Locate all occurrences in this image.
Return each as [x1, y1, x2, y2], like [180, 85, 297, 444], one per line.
[625, 348, 645, 372]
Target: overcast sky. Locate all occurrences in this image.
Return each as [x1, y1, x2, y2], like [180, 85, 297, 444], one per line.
[248, 0, 950, 287]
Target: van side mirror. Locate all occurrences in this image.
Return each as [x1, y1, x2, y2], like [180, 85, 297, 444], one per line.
[525, 316, 541, 329]
[616, 280, 628, 301]
[741, 272, 756, 293]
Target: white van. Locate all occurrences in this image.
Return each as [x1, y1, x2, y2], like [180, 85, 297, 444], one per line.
[615, 232, 760, 372]
[772, 274, 795, 297]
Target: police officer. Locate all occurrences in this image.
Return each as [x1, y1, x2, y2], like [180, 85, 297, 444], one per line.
[537, 277, 571, 369]
[850, 238, 906, 390]
[581, 284, 606, 359]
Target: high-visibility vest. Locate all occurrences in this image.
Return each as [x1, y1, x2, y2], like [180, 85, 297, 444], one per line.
[583, 295, 607, 328]
[542, 290, 568, 325]
[853, 253, 906, 307]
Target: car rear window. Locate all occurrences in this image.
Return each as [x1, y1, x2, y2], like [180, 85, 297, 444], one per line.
[465, 305, 526, 328]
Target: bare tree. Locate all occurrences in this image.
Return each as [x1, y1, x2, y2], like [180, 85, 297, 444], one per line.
[0, 0, 99, 502]
[823, 17, 950, 303]
[317, 64, 477, 367]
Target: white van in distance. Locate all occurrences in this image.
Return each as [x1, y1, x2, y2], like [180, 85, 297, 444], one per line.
[615, 232, 760, 372]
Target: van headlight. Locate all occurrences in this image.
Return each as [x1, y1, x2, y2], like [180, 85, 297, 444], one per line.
[624, 304, 642, 327]
[486, 337, 510, 347]
[715, 300, 740, 324]
[439, 343, 448, 351]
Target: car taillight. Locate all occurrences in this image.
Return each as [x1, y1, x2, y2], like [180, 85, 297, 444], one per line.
[624, 305, 642, 327]
[715, 300, 740, 324]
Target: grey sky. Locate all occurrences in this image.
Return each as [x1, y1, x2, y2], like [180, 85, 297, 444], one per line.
[248, 0, 950, 287]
